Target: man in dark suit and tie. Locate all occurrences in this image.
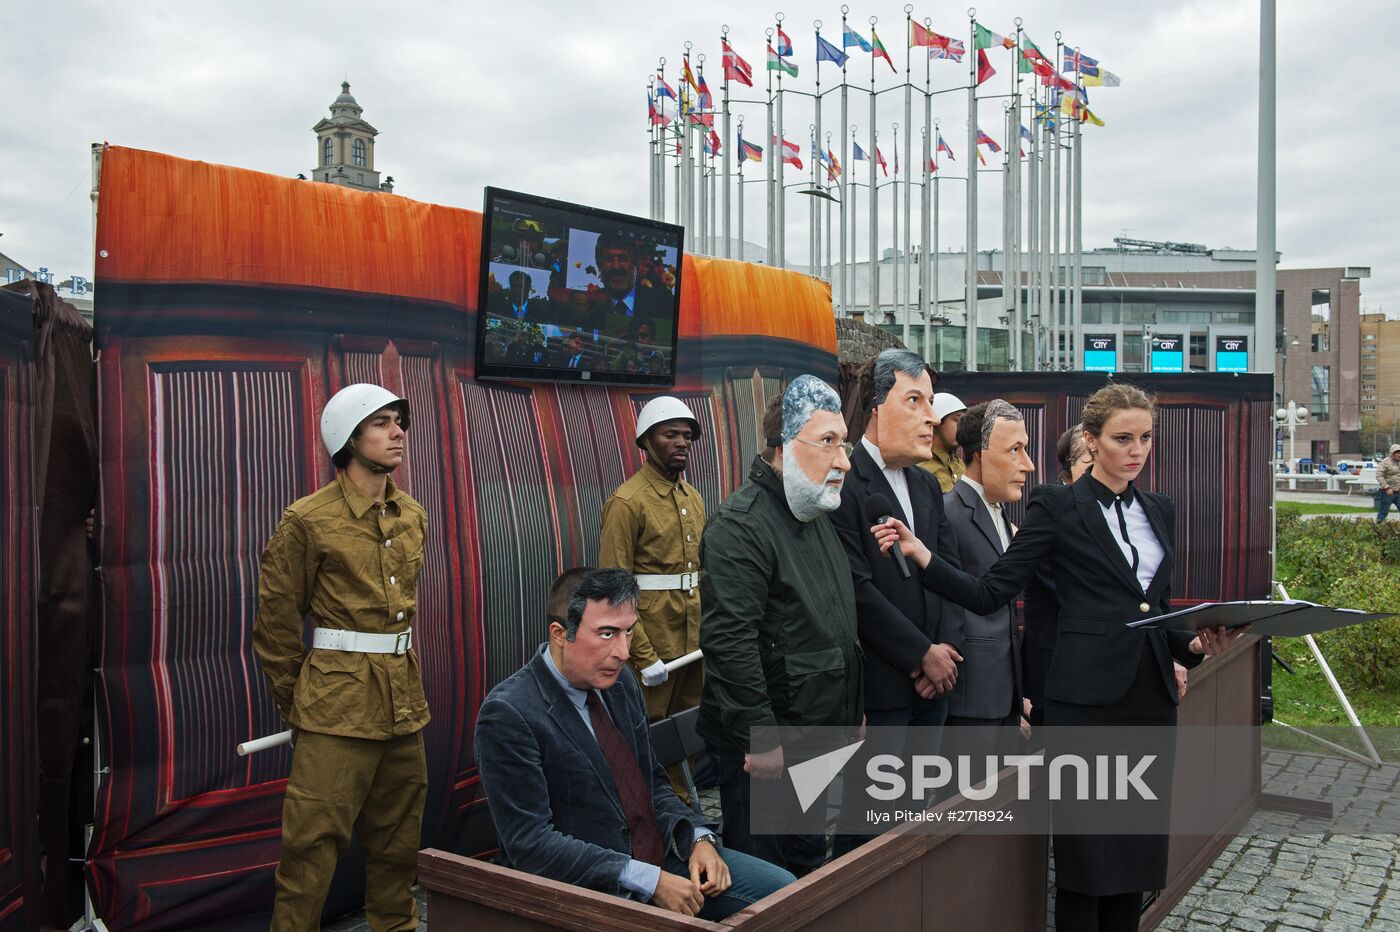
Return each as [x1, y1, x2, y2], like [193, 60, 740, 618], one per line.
[475, 567, 793, 920]
[829, 350, 964, 849]
[941, 401, 1036, 765]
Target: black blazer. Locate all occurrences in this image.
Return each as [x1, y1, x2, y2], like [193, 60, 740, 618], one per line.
[830, 442, 964, 710]
[920, 473, 1201, 707]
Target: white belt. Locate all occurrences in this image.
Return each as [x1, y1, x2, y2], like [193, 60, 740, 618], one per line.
[634, 572, 700, 591]
[312, 627, 412, 655]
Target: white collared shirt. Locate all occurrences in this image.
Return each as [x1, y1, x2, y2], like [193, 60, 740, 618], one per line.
[1089, 480, 1165, 593]
[958, 475, 1010, 552]
[862, 436, 915, 536]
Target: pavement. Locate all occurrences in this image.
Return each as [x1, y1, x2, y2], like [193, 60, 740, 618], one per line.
[326, 749, 1399, 930]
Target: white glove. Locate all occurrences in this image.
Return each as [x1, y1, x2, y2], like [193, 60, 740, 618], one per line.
[640, 660, 669, 687]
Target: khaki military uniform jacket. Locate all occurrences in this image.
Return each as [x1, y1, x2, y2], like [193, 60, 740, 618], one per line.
[920, 446, 966, 495]
[598, 459, 705, 668]
[254, 472, 430, 740]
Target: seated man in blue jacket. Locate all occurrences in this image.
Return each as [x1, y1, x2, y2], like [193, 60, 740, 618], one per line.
[475, 567, 794, 919]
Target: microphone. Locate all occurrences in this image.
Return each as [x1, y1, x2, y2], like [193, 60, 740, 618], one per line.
[866, 492, 911, 580]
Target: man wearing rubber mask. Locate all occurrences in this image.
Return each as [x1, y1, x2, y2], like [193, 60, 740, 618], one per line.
[697, 375, 863, 878]
[253, 383, 429, 932]
[599, 396, 707, 799]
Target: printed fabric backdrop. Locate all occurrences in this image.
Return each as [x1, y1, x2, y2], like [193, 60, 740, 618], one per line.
[88, 145, 835, 930]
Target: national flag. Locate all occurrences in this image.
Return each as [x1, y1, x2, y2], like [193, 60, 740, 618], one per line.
[647, 92, 670, 126]
[1080, 107, 1105, 127]
[777, 26, 794, 58]
[843, 23, 872, 52]
[738, 134, 764, 163]
[816, 33, 848, 67]
[688, 111, 714, 128]
[1042, 70, 1075, 91]
[1018, 35, 1050, 73]
[1020, 124, 1032, 142]
[655, 74, 676, 99]
[1080, 68, 1121, 88]
[1063, 48, 1100, 76]
[976, 48, 996, 85]
[929, 35, 963, 60]
[910, 21, 939, 48]
[871, 26, 897, 73]
[774, 135, 802, 168]
[722, 40, 754, 86]
[928, 155, 937, 172]
[1026, 58, 1056, 79]
[682, 57, 700, 92]
[852, 140, 869, 161]
[827, 148, 842, 178]
[973, 23, 1016, 51]
[936, 132, 954, 160]
[767, 43, 799, 77]
[706, 129, 722, 155]
[976, 129, 1001, 152]
[696, 73, 713, 110]
[876, 146, 888, 177]
[679, 87, 694, 115]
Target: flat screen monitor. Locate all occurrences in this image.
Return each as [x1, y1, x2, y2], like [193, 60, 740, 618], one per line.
[475, 187, 684, 386]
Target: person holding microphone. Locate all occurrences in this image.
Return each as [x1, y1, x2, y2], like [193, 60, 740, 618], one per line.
[870, 383, 1248, 932]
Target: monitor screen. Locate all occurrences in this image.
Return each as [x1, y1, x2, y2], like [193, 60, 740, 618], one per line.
[475, 187, 684, 386]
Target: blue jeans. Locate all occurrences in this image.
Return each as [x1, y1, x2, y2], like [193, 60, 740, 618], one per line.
[663, 845, 796, 920]
[1378, 491, 1399, 523]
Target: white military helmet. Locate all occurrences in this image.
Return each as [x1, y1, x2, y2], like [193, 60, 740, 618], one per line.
[634, 396, 700, 448]
[320, 383, 410, 457]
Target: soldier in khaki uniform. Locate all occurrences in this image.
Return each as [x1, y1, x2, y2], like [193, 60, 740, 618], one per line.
[918, 392, 968, 494]
[599, 397, 705, 794]
[253, 383, 429, 932]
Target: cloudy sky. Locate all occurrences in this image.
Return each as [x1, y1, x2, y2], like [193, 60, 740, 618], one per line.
[3, 0, 1397, 315]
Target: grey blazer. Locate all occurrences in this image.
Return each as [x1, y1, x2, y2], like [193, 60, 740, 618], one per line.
[474, 646, 713, 894]
[942, 480, 1021, 720]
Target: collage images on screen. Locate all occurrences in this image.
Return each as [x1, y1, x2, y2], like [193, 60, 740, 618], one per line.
[481, 197, 680, 381]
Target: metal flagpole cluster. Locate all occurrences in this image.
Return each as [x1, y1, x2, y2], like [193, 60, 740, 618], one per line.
[643, 8, 1120, 372]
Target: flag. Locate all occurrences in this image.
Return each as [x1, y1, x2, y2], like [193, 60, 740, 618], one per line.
[1018, 35, 1050, 73]
[777, 26, 793, 58]
[679, 86, 694, 115]
[722, 40, 754, 86]
[876, 146, 888, 176]
[1020, 124, 1032, 142]
[976, 48, 996, 85]
[647, 92, 670, 126]
[1080, 107, 1105, 127]
[827, 148, 842, 178]
[1042, 70, 1075, 91]
[767, 43, 799, 77]
[852, 140, 869, 161]
[703, 131, 716, 155]
[871, 26, 897, 73]
[816, 33, 848, 67]
[926, 31, 964, 61]
[738, 134, 764, 163]
[696, 73, 713, 110]
[894, 148, 899, 175]
[977, 148, 987, 166]
[1080, 68, 1121, 87]
[774, 135, 802, 168]
[976, 129, 1001, 152]
[973, 23, 1016, 51]
[936, 132, 954, 160]
[910, 21, 939, 48]
[1062, 48, 1100, 76]
[682, 57, 700, 92]
[655, 74, 676, 99]
[843, 23, 872, 52]
[928, 155, 937, 172]
[688, 111, 714, 128]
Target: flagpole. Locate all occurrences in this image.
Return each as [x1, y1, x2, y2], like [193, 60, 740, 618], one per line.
[699, 53, 711, 254]
[775, 12, 787, 270]
[765, 27, 775, 266]
[721, 27, 732, 258]
[1002, 101, 1013, 368]
[933, 118, 941, 366]
[1010, 19, 1024, 370]
[850, 125, 859, 302]
[825, 130, 834, 285]
[1040, 106, 1051, 369]
[737, 114, 747, 259]
[1072, 54, 1084, 367]
[682, 44, 695, 239]
[648, 77, 658, 221]
[921, 18, 933, 360]
[1026, 77, 1039, 368]
[839, 5, 850, 317]
[965, 10, 978, 371]
[869, 14, 879, 322]
[1256, 0, 1276, 375]
[814, 17, 823, 279]
[810, 121, 818, 274]
[1050, 33, 1062, 368]
[902, 4, 914, 348]
[894, 120, 902, 340]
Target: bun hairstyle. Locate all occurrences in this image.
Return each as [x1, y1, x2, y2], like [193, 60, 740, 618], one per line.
[1056, 424, 1087, 483]
[1081, 383, 1156, 439]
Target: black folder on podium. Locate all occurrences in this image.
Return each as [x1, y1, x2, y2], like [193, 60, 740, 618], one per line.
[1127, 599, 1393, 638]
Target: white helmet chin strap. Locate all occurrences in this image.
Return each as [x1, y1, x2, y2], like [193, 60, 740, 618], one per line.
[349, 439, 396, 475]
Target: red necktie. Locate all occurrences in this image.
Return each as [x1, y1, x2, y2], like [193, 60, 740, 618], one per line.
[585, 690, 666, 866]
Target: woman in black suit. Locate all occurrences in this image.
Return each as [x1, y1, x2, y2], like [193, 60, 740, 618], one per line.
[872, 384, 1246, 932]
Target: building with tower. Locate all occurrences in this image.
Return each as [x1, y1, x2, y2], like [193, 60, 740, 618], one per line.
[310, 81, 393, 193]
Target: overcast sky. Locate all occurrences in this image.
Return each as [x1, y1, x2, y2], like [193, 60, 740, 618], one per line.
[3, 0, 1397, 316]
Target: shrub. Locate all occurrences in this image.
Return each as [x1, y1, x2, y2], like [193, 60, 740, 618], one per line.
[1315, 566, 1400, 692]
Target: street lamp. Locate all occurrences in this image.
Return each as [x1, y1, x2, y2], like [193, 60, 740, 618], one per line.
[1276, 400, 1310, 473]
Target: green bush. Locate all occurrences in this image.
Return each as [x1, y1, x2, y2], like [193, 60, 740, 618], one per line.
[1276, 517, 1400, 691]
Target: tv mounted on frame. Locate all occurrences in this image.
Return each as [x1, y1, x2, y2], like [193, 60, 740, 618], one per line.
[475, 187, 685, 387]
